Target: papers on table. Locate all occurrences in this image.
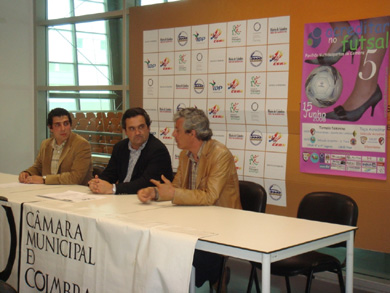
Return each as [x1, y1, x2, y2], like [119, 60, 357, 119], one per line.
[0, 182, 23, 189]
[38, 190, 104, 202]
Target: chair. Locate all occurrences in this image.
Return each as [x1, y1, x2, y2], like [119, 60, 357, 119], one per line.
[238, 180, 267, 213]
[248, 191, 358, 293]
[92, 164, 105, 177]
[91, 145, 103, 153]
[211, 180, 267, 292]
[106, 111, 117, 119]
[74, 112, 85, 119]
[75, 118, 88, 130]
[86, 112, 96, 119]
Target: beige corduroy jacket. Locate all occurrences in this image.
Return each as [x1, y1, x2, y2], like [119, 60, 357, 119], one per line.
[25, 132, 93, 185]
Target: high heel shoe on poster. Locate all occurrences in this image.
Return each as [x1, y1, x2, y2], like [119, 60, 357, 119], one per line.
[325, 85, 382, 122]
[305, 33, 360, 66]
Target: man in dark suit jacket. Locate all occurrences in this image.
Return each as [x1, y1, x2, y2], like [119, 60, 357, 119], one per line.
[88, 107, 173, 194]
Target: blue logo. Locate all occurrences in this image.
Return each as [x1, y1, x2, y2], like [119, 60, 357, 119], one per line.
[307, 27, 321, 48]
[269, 184, 282, 201]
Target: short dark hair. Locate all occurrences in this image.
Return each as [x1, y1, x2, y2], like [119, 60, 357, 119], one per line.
[47, 108, 72, 127]
[173, 107, 212, 141]
[121, 107, 151, 129]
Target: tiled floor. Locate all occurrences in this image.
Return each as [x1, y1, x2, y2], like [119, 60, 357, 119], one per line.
[196, 257, 390, 293]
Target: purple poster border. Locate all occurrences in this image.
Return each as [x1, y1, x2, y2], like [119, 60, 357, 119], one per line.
[300, 16, 389, 180]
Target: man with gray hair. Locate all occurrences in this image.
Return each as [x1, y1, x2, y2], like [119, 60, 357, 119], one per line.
[138, 107, 241, 290]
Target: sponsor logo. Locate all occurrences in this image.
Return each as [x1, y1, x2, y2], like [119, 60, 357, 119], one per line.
[177, 31, 188, 46]
[160, 37, 173, 44]
[208, 105, 223, 118]
[249, 50, 263, 67]
[209, 80, 223, 92]
[210, 29, 224, 43]
[249, 154, 260, 165]
[253, 22, 261, 32]
[160, 127, 170, 136]
[230, 102, 239, 113]
[178, 54, 187, 64]
[176, 103, 186, 111]
[227, 79, 243, 93]
[268, 132, 286, 147]
[144, 59, 156, 69]
[159, 107, 172, 114]
[250, 130, 263, 146]
[193, 31, 206, 42]
[232, 24, 241, 35]
[193, 79, 205, 94]
[269, 51, 287, 66]
[160, 57, 172, 70]
[251, 102, 259, 111]
[269, 184, 282, 200]
[307, 27, 322, 48]
[251, 76, 261, 87]
[270, 26, 288, 34]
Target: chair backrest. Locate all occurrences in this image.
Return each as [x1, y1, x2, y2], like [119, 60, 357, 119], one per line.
[92, 165, 106, 177]
[298, 192, 358, 247]
[239, 180, 267, 213]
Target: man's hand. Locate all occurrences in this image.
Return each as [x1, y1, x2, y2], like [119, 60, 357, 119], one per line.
[150, 175, 175, 201]
[88, 175, 114, 194]
[18, 172, 29, 183]
[24, 175, 44, 184]
[137, 187, 156, 203]
[138, 175, 175, 204]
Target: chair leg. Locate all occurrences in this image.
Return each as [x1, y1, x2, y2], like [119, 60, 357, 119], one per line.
[336, 267, 345, 293]
[285, 276, 291, 293]
[247, 265, 261, 293]
[247, 265, 255, 293]
[305, 271, 314, 293]
[215, 256, 229, 293]
[253, 268, 261, 293]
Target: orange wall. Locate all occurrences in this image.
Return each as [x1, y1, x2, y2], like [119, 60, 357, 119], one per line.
[129, 0, 390, 253]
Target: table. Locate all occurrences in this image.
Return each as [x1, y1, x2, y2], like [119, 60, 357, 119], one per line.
[0, 173, 356, 292]
[112, 205, 356, 293]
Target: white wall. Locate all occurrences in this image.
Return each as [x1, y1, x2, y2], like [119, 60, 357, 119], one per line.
[0, 0, 34, 174]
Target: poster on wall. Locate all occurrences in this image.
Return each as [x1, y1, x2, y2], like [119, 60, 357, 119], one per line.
[300, 16, 389, 180]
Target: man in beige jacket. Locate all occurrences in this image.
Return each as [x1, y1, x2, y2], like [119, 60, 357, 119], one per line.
[19, 108, 93, 185]
[138, 107, 241, 290]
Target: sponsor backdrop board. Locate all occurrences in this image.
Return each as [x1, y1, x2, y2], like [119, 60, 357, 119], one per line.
[143, 16, 290, 206]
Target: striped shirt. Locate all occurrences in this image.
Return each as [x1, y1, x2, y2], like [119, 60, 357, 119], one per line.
[187, 142, 205, 190]
[123, 139, 147, 183]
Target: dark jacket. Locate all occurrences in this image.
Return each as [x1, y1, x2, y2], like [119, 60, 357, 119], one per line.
[100, 134, 173, 194]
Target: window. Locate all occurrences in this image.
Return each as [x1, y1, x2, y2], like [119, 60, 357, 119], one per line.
[35, 0, 182, 159]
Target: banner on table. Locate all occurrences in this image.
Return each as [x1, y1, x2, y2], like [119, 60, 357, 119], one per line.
[18, 203, 196, 293]
[19, 204, 101, 292]
[300, 16, 389, 180]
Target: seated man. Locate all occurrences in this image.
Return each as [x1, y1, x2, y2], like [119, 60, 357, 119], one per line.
[89, 107, 173, 194]
[19, 108, 93, 185]
[137, 107, 241, 290]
